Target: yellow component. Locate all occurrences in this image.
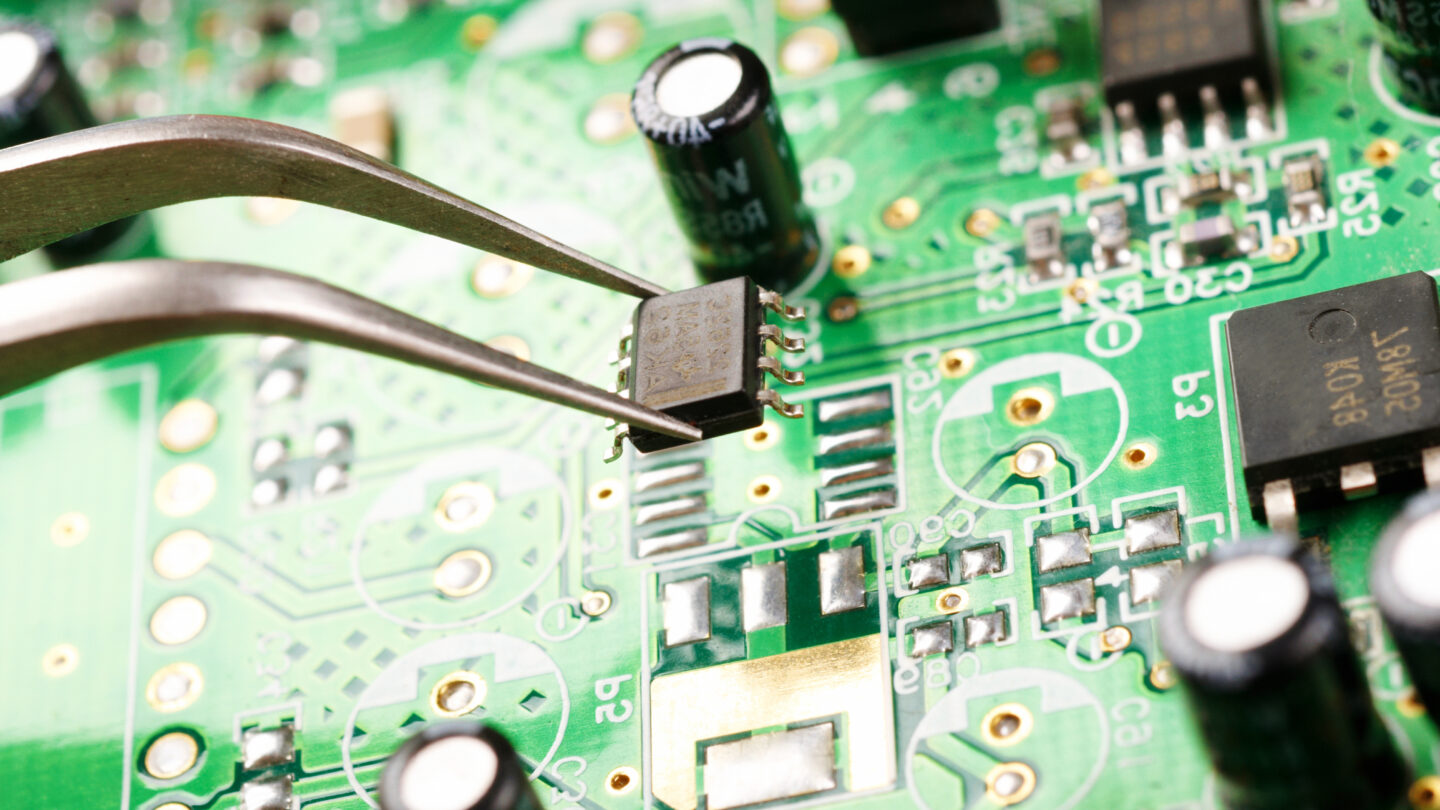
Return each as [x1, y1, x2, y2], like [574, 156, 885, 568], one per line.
[940, 348, 976, 378]
[1269, 234, 1299, 263]
[144, 730, 200, 780]
[461, 14, 499, 49]
[744, 422, 781, 451]
[150, 595, 208, 646]
[1023, 48, 1061, 76]
[584, 93, 637, 144]
[582, 12, 642, 64]
[1011, 442, 1057, 479]
[330, 86, 394, 162]
[1006, 387, 1054, 426]
[245, 196, 301, 226]
[430, 670, 487, 717]
[606, 766, 640, 795]
[748, 475, 782, 504]
[153, 529, 214, 580]
[50, 512, 89, 547]
[827, 295, 860, 323]
[985, 761, 1038, 805]
[433, 549, 493, 598]
[1122, 442, 1157, 470]
[1067, 277, 1099, 305]
[146, 662, 204, 713]
[1150, 660, 1178, 690]
[41, 643, 79, 677]
[832, 245, 873, 279]
[1364, 138, 1402, 167]
[434, 481, 496, 532]
[154, 464, 217, 517]
[778, 0, 830, 20]
[158, 399, 219, 453]
[965, 208, 1002, 238]
[1411, 776, 1440, 809]
[935, 587, 969, 614]
[882, 196, 922, 230]
[581, 590, 613, 617]
[588, 479, 622, 509]
[780, 27, 839, 77]
[650, 634, 894, 810]
[981, 703, 1035, 747]
[1099, 625, 1133, 653]
[471, 256, 535, 299]
[1399, 689, 1427, 719]
[182, 49, 212, 82]
[1077, 167, 1116, 191]
[485, 335, 531, 362]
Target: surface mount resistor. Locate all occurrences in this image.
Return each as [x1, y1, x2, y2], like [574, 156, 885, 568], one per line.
[631, 39, 819, 291]
[1022, 212, 1065, 283]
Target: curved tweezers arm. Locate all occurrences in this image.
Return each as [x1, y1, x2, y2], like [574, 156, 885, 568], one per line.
[0, 260, 701, 442]
[0, 115, 668, 299]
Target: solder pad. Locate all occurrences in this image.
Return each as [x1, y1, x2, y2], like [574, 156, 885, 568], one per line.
[648, 633, 895, 810]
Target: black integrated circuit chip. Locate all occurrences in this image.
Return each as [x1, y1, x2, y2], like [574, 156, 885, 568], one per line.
[1100, 0, 1270, 115]
[624, 277, 771, 453]
[1227, 272, 1440, 520]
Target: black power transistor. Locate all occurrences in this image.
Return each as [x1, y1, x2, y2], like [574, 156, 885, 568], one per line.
[611, 277, 806, 457]
[1227, 272, 1440, 526]
[1100, 0, 1271, 117]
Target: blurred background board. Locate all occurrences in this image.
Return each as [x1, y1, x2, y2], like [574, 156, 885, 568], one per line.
[1, 1, 1437, 809]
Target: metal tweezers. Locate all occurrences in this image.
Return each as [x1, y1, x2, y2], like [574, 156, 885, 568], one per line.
[0, 114, 701, 442]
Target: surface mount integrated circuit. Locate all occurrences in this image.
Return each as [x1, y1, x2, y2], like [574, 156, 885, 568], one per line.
[1100, 0, 1271, 115]
[616, 276, 805, 455]
[1227, 272, 1440, 525]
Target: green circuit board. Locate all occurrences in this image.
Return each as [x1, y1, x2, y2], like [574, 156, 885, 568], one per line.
[3, 0, 1439, 808]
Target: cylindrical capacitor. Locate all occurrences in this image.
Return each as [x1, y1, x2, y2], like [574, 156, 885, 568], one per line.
[0, 21, 140, 262]
[631, 38, 818, 290]
[378, 721, 542, 810]
[1159, 536, 1405, 810]
[1372, 491, 1440, 720]
[1368, 0, 1440, 112]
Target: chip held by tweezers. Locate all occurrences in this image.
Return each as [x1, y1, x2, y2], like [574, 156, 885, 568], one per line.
[611, 277, 806, 457]
[1226, 272, 1440, 522]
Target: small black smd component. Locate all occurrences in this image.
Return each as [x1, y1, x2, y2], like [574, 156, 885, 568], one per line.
[1227, 272, 1440, 525]
[1099, 0, 1271, 117]
[831, 0, 1001, 56]
[613, 277, 806, 456]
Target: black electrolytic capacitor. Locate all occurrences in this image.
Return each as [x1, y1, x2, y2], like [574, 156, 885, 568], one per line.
[0, 21, 140, 263]
[377, 722, 542, 810]
[1159, 536, 1405, 810]
[632, 39, 818, 291]
[1372, 491, 1440, 720]
[1368, 0, 1440, 112]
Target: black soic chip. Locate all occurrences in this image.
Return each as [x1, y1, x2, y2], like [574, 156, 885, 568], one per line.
[621, 277, 805, 454]
[1227, 272, 1440, 521]
[1100, 0, 1270, 116]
